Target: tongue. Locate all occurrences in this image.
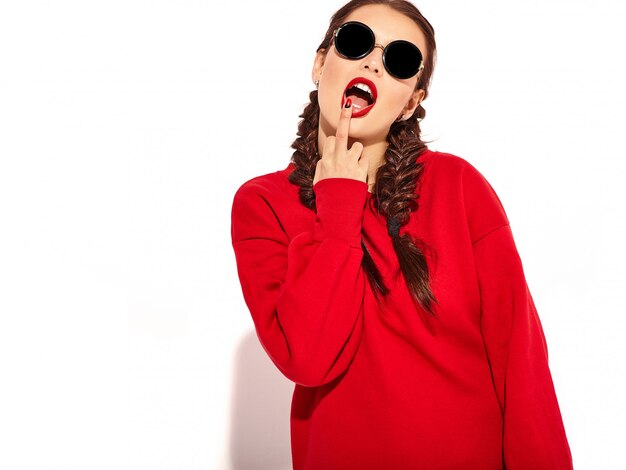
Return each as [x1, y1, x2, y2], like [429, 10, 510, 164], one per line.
[346, 94, 370, 109]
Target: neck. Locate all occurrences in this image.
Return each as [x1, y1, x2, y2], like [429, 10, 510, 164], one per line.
[317, 127, 387, 192]
[359, 140, 388, 192]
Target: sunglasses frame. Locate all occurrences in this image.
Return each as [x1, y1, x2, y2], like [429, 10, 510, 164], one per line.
[331, 21, 425, 80]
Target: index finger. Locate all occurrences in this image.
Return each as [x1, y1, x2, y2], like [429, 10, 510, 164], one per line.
[334, 98, 353, 150]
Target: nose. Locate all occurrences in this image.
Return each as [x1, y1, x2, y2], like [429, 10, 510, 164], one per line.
[360, 43, 385, 76]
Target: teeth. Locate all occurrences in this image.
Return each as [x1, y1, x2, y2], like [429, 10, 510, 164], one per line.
[354, 83, 373, 100]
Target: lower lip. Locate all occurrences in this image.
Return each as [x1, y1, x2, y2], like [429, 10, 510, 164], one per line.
[341, 95, 375, 118]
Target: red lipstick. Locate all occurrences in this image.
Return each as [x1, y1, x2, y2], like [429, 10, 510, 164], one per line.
[341, 77, 378, 118]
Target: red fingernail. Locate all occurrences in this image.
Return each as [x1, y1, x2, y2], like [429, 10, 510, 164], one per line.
[344, 98, 352, 109]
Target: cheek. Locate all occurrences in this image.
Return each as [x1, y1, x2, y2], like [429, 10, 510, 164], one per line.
[320, 73, 343, 106]
[320, 86, 341, 110]
[318, 83, 344, 124]
[384, 88, 410, 112]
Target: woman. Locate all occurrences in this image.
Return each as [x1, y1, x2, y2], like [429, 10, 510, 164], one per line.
[230, 1, 573, 468]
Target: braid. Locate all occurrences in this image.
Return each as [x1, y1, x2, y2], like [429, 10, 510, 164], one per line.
[376, 118, 422, 221]
[373, 107, 440, 317]
[288, 90, 321, 210]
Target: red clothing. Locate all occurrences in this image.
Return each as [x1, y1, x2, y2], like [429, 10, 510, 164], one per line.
[230, 148, 573, 469]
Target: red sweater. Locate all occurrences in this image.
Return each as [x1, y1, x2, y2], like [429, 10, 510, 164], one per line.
[230, 148, 573, 469]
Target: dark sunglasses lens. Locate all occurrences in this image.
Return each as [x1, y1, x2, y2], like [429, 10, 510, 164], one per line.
[336, 23, 373, 58]
[385, 41, 423, 79]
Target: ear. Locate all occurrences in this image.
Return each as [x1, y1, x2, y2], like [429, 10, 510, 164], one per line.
[311, 49, 326, 83]
[400, 88, 426, 120]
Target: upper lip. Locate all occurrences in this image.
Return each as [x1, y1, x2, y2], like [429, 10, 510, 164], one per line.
[343, 77, 378, 104]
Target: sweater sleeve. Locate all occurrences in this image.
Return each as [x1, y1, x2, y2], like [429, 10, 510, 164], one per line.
[473, 224, 573, 469]
[231, 177, 368, 387]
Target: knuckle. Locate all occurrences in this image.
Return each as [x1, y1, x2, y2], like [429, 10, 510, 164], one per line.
[350, 142, 362, 153]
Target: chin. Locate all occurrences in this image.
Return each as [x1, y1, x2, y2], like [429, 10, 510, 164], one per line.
[347, 115, 391, 138]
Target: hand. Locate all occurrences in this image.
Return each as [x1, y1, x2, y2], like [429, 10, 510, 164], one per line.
[313, 99, 369, 186]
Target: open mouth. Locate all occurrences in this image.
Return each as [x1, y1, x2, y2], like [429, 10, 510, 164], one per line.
[342, 77, 378, 118]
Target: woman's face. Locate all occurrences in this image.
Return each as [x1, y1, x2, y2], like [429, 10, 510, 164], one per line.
[312, 4, 428, 146]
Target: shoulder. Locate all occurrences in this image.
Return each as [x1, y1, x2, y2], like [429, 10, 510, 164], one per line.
[234, 163, 292, 195]
[419, 148, 481, 177]
[231, 163, 301, 235]
[231, 163, 297, 242]
[232, 162, 296, 204]
[420, 148, 510, 243]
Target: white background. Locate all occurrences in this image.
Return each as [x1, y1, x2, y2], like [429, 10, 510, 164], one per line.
[1, 0, 624, 468]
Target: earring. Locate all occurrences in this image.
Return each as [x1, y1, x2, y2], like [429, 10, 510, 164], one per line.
[396, 114, 405, 122]
[314, 80, 319, 89]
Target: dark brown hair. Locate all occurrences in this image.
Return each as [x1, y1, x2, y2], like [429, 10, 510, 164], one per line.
[288, 0, 440, 318]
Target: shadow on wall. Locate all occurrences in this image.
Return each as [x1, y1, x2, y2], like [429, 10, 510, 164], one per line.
[229, 330, 295, 470]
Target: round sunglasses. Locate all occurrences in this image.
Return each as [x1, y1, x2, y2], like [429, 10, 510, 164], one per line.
[331, 21, 424, 80]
